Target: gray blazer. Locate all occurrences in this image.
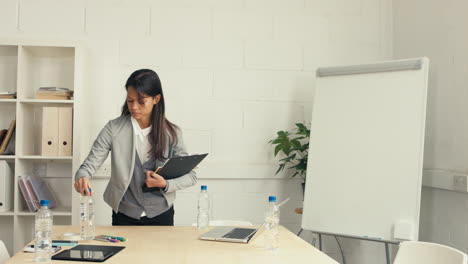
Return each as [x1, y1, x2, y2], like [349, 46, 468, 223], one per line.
[75, 115, 197, 213]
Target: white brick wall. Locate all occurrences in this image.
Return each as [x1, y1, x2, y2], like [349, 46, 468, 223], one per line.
[246, 0, 306, 12]
[274, 14, 329, 42]
[394, 0, 468, 256]
[85, 4, 150, 37]
[120, 39, 182, 67]
[213, 11, 273, 40]
[182, 40, 244, 68]
[245, 40, 303, 70]
[19, 0, 84, 36]
[151, 7, 211, 40]
[0, 0, 394, 263]
[0, 0, 17, 34]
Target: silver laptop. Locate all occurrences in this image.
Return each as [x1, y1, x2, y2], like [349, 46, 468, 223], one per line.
[199, 224, 265, 243]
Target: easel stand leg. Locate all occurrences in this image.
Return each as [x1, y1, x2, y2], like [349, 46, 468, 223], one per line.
[318, 233, 322, 251]
[297, 228, 303, 236]
[385, 242, 391, 264]
[312, 237, 317, 247]
[335, 236, 346, 264]
[305, 230, 398, 263]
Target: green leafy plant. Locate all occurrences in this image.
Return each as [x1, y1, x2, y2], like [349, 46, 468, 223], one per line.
[269, 123, 310, 180]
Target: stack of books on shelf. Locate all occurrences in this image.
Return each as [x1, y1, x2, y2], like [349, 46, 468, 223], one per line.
[0, 120, 15, 155]
[18, 175, 57, 212]
[36, 87, 74, 100]
[0, 91, 17, 99]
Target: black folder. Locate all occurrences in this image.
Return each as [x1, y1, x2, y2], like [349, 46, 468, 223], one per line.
[143, 153, 208, 192]
[52, 245, 125, 262]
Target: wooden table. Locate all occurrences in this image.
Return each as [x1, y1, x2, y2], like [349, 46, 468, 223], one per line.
[7, 225, 338, 264]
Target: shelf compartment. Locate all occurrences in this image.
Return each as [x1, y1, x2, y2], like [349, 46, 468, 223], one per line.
[17, 46, 75, 100]
[16, 159, 72, 213]
[17, 103, 74, 156]
[16, 159, 71, 178]
[16, 178, 72, 213]
[0, 45, 18, 96]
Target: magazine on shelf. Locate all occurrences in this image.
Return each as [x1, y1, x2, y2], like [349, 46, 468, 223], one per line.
[0, 91, 17, 99]
[36, 87, 73, 100]
[37, 87, 72, 92]
[18, 176, 57, 212]
[28, 176, 57, 208]
[18, 176, 38, 212]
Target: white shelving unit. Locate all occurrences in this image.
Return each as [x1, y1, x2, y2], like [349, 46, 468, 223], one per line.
[0, 40, 81, 255]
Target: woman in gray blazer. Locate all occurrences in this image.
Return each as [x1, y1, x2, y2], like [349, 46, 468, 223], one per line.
[74, 69, 197, 225]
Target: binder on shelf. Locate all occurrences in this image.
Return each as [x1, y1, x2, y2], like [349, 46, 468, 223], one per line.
[58, 107, 73, 156]
[3, 131, 15, 155]
[0, 160, 13, 212]
[0, 129, 7, 145]
[0, 120, 15, 154]
[39, 107, 59, 156]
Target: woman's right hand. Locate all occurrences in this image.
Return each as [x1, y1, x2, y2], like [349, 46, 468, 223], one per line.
[74, 177, 94, 196]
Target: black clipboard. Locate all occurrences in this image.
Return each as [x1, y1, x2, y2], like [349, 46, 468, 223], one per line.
[51, 245, 125, 262]
[143, 153, 208, 192]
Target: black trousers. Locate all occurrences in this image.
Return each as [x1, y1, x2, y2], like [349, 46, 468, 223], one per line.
[112, 207, 174, 226]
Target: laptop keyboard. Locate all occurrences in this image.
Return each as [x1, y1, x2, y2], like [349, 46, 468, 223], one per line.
[222, 228, 256, 239]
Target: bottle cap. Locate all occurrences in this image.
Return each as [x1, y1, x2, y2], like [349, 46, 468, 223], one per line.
[40, 200, 49, 206]
[201, 185, 207, 191]
[268, 196, 277, 202]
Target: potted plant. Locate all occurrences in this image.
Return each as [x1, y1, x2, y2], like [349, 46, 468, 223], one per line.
[269, 123, 310, 195]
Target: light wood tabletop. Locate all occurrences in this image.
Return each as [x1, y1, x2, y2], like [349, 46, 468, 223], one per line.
[7, 225, 338, 264]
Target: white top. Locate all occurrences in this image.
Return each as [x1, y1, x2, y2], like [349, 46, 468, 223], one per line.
[130, 117, 152, 164]
[130, 117, 152, 217]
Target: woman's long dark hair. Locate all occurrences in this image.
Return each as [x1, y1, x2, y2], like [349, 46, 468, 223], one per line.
[121, 69, 178, 161]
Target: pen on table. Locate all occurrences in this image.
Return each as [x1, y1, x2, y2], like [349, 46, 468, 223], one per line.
[102, 235, 127, 242]
[95, 236, 119, 243]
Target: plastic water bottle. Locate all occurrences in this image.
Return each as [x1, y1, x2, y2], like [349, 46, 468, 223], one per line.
[264, 196, 280, 251]
[35, 200, 53, 262]
[80, 188, 95, 240]
[197, 185, 209, 229]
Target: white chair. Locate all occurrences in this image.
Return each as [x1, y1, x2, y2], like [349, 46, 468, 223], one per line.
[394, 241, 468, 264]
[0, 240, 10, 264]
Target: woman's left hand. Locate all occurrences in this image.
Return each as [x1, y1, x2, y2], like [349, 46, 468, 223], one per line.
[145, 171, 167, 188]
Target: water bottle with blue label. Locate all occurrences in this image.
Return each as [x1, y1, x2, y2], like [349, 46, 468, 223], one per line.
[35, 200, 53, 262]
[80, 188, 95, 240]
[264, 196, 280, 251]
[197, 185, 210, 229]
